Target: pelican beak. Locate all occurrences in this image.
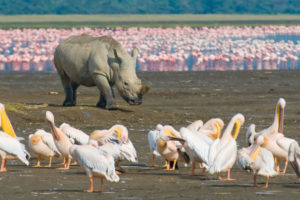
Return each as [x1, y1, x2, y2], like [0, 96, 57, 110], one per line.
[216, 123, 221, 139]
[167, 136, 185, 142]
[277, 105, 284, 133]
[249, 144, 260, 161]
[0, 107, 16, 138]
[233, 121, 241, 139]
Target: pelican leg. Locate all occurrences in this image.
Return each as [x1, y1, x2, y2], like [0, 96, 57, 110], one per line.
[0, 159, 7, 172]
[192, 161, 196, 175]
[225, 168, 235, 181]
[217, 173, 223, 180]
[151, 154, 157, 167]
[84, 177, 94, 192]
[33, 155, 42, 167]
[45, 156, 52, 167]
[58, 157, 71, 170]
[253, 173, 258, 187]
[280, 160, 288, 174]
[61, 157, 66, 165]
[171, 160, 177, 170]
[274, 157, 280, 173]
[263, 176, 269, 188]
[165, 161, 170, 170]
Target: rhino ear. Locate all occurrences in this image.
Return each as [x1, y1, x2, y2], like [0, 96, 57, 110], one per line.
[113, 49, 122, 63]
[131, 48, 139, 59]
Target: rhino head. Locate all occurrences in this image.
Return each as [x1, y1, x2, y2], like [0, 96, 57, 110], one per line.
[114, 48, 150, 105]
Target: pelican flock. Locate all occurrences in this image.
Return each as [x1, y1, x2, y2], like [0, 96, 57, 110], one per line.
[0, 97, 300, 192]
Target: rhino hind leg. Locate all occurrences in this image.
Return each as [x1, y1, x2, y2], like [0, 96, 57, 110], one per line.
[61, 78, 76, 106]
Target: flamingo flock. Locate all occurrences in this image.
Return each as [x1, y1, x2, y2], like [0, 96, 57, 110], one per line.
[0, 26, 300, 72]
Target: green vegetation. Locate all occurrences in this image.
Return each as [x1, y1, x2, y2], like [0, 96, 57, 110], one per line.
[1, 14, 300, 28]
[0, 0, 299, 15]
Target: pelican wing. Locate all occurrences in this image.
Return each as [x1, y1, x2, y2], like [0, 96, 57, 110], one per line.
[288, 142, 300, 177]
[148, 130, 160, 156]
[236, 148, 252, 170]
[41, 133, 61, 156]
[73, 145, 119, 182]
[0, 131, 29, 165]
[258, 148, 277, 176]
[120, 139, 138, 163]
[60, 123, 89, 145]
[180, 127, 212, 165]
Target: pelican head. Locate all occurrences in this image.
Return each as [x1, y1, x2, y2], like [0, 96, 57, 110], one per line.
[277, 98, 286, 133]
[156, 124, 163, 130]
[45, 111, 54, 124]
[232, 113, 245, 139]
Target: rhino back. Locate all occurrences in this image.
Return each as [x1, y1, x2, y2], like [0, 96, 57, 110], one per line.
[54, 35, 122, 86]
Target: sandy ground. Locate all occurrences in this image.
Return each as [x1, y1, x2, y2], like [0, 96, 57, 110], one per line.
[0, 70, 300, 199]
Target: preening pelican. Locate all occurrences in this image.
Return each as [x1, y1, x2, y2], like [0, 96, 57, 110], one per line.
[246, 98, 292, 173]
[147, 124, 163, 166]
[46, 111, 72, 170]
[69, 140, 119, 192]
[199, 118, 224, 140]
[0, 131, 30, 172]
[28, 129, 61, 167]
[186, 120, 203, 133]
[237, 135, 277, 188]
[288, 142, 300, 177]
[90, 124, 138, 172]
[207, 113, 245, 180]
[156, 125, 187, 170]
[0, 103, 16, 138]
[60, 123, 89, 145]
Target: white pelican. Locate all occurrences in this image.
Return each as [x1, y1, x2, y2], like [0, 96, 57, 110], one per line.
[46, 111, 72, 170]
[246, 98, 293, 173]
[0, 131, 30, 172]
[0, 103, 16, 138]
[69, 140, 119, 192]
[207, 113, 245, 180]
[199, 118, 224, 140]
[179, 126, 215, 175]
[186, 120, 203, 133]
[156, 125, 188, 170]
[90, 124, 138, 172]
[237, 135, 277, 188]
[147, 124, 163, 166]
[28, 129, 61, 167]
[59, 123, 89, 145]
[288, 142, 300, 177]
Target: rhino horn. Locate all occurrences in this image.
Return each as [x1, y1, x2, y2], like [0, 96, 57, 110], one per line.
[140, 85, 150, 95]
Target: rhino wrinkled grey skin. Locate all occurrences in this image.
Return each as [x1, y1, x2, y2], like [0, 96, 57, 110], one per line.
[54, 34, 149, 109]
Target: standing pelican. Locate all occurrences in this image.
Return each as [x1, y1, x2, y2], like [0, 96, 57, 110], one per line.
[60, 123, 89, 145]
[0, 103, 16, 138]
[0, 131, 30, 172]
[147, 124, 163, 166]
[288, 142, 300, 177]
[246, 98, 292, 173]
[69, 140, 119, 192]
[28, 129, 61, 167]
[46, 111, 72, 170]
[156, 125, 187, 170]
[90, 124, 138, 172]
[237, 135, 277, 188]
[207, 113, 245, 180]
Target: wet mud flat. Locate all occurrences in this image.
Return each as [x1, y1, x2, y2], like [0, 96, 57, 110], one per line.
[0, 70, 300, 199]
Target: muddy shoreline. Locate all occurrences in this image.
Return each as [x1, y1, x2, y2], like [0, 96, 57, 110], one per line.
[0, 70, 300, 199]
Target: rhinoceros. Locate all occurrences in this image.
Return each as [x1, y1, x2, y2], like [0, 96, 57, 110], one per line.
[54, 34, 149, 109]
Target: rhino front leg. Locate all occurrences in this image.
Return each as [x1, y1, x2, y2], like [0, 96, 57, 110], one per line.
[93, 74, 117, 110]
